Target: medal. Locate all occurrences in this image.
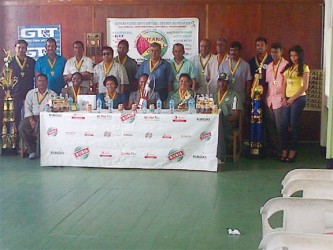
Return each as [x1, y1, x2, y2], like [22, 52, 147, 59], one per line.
[75, 58, 84, 71]
[287, 79, 292, 86]
[103, 61, 114, 76]
[20, 72, 25, 77]
[217, 53, 227, 67]
[50, 71, 55, 76]
[118, 56, 127, 66]
[255, 53, 268, 68]
[229, 58, 241, 83]
[47, 57, 57, 75]
[149, 59, 160, 73]
[272, 58, 282, 85]
[273, 80, 277, 85]
[173, 60, 185, 74]
[218, 89, 228, 105]
[72, 87, 80, 103]
[200, 53, 211, 74]
[15, 56, 27, 78]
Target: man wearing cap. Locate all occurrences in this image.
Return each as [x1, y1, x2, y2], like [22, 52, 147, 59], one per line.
[214, 73, 243, 162]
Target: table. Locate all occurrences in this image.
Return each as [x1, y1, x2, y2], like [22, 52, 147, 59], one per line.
[40, 110, 219, 172]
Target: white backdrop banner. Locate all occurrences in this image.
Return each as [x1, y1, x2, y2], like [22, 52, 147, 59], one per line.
[40, 111, 218, 172]
[107, 18, 199, 63]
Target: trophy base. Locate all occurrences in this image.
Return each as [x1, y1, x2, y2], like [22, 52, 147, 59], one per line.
[246, 146, 266, 159]
[1, 147, 18, 156]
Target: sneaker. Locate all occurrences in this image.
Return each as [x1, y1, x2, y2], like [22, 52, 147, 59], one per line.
[28, 152, 37, 159]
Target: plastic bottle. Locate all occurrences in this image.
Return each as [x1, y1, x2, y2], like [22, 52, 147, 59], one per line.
[188, 97, 195, 114]
[97, 98, 102, 113]
[108, 99, 113, 113]
[142, 99, 148, 114]
[156, 98, 162, 114]
[68, 96, 73, 112]
[169, 98, 175, 114]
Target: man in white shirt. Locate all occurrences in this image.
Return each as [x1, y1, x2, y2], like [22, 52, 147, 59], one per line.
[18, 74, 56, 159]
[63, 41, 94, 88]
[94, 46, 129, 94]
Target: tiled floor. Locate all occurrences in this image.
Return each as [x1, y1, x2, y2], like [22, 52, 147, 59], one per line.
[0, 142, 327, 250]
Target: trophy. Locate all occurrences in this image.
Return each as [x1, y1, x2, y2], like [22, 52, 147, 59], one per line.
[1, 49, 18, 155]
[138, 75, 156, 108]
[249, 66, 264, 158]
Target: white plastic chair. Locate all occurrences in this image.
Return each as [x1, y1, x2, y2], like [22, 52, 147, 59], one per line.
[282, 179, 333, 199]
[258, 231, 333, 250]
[282, 169, 333, 188]
[260, 197, 333, 237]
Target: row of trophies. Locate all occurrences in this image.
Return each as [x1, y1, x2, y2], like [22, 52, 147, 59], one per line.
[1, 49, 18, 155]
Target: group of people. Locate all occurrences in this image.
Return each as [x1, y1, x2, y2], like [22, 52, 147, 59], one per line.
[0, 36, 309, 163]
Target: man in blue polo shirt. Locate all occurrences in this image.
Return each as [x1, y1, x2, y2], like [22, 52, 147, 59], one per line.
[135, 42, 174, 102]
[35, 38, 66, 95]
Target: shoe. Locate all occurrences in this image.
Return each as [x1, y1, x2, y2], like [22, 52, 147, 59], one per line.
[285, 151, 297, 163]
[28, 152, 37, 159]
[280, 150, 288, 162]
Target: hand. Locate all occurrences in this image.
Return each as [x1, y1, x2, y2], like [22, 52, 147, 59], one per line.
[286, 97, 295, 106]
[65, 73, 73, 82]
[29, 118, 37, 129]
[205, 75, 211, 83]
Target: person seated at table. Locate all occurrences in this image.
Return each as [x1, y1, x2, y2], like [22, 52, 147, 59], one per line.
[18, 73, 57, 159]
[61, 72, 89, 103]
[128, 73, 159, 109]
[214, 72, 243, 162]
[97, 75, 125, 109]
[166, 73, 195, 109]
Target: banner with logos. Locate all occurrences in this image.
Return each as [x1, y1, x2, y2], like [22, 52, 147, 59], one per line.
[18, 25, 62, 60]
[40, 111, 218, 172]
[107, 18, 199, 63]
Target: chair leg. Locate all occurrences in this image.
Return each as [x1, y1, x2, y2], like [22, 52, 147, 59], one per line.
[20, 137, 24, 158]
[233, 135, 237, 162]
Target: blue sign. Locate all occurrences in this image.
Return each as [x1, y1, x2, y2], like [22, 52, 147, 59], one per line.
[18, 25, 61, 60]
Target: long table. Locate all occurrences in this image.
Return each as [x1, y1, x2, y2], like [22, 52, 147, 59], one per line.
[40, 110, 219, 172]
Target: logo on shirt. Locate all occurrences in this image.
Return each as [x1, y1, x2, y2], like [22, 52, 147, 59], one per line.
[200, 131, 212, 141]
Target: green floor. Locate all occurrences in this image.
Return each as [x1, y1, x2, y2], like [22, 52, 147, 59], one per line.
[0, 142, 327, 250]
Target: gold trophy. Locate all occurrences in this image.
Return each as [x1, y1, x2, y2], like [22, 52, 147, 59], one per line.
[1, 49, 18, 154]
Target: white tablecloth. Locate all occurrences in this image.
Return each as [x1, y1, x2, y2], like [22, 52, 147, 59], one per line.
[40, 110, 219, 171]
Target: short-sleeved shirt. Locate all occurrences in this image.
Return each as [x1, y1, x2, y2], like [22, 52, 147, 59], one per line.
[169, 57, 196, 90]
[61, 86, 89, 103]
[24, 88, 57, 117]
[135, 59, 175, 91]
[63, 56, 94, 88]
[213, 89, 243, 117]
[266, 57, 288, 109]
[114, 56, 138, 94]
[93, 61, 129, 93]
[191, 54, 218, 95]
[219, 58, 252, 103]
[249, 54, 273, 95]
[166, 88, 195, 108]
[7, 55, 35, 100]
[283, 64, 310, 98]
[35, 54, 66, 95]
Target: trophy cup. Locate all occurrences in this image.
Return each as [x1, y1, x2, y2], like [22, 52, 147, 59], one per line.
[138, 75, 156, 108]
[1, 49, 18, 155]
[248, 67, 264, 158]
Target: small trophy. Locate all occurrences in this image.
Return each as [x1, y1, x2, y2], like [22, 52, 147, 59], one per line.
[138, 75, 156, 108]
[1, 49, 18, 155]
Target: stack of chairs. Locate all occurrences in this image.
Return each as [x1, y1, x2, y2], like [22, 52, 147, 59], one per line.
[258, 169, 333, 250]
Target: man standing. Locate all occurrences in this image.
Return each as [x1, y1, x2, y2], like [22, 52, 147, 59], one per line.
[94, 46, 129, 94]
[1, 40, 35, 132]
[135, 42, 174, 102]
[63, 41, 94, 89]
[35, 38, 66, 95]
[170, 43, 196, 91]
[18, 74, 56, 159]
[191, 39, 218, 95]
[219, 41, 252, 105]
[216, 37, 229, 68]
[248, 37, 273, 96]
[265, 43, 288, 156]
[114, 40, 138, 102]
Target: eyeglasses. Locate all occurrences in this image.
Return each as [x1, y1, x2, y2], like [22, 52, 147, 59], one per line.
[103, 52, 112, 56]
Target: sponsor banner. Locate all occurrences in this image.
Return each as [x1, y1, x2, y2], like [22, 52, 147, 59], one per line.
[107, 18, 199, 63]
[18, 25, 61, 60]
[40, 111, 218, 171]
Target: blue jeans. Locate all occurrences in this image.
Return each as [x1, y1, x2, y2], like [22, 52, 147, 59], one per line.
[280, 96, 306, 151]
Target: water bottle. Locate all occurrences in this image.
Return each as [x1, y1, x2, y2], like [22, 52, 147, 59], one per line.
[169, 98, 175, 114]
[188, 97, 195, 114]
[108, 99, 113, 113]
[142, 99, 148, 114]
[97, 98, 102, 113]
[68, 96, 73, 112]
[156, 98, 162, 114]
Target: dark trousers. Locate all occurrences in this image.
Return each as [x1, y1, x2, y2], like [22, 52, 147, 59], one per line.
[157, 88, 168, 102]
[18, 116, 40, 155]
[281, 96, 306, 151]
[264, 106, 282, 155]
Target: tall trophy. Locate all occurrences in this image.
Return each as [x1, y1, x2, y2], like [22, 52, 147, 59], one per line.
[1, 49, 18, 155]
[249, 65, 264, 158]
[138, 75, 155, 108]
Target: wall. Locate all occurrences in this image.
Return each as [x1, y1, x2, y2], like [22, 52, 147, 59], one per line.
[0, 0, 324, 141]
